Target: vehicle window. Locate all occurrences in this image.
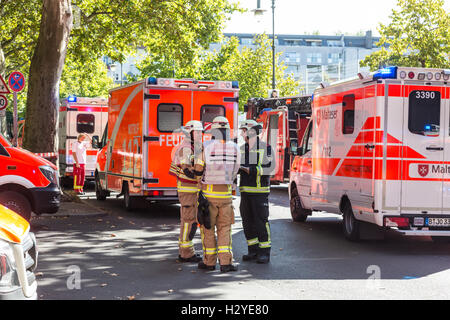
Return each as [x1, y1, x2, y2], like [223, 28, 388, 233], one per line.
[101, 123, 108, 147]
[303, 121, 313, 154]
[0, 143, 8, 156]
[158, 104, 183, 132]
[201, 105, 225, 125]
[267, 114, 279, 151]
[342, 94, 355, 135]
[408, 90, 440, 135]
[77, 114, 95, 134]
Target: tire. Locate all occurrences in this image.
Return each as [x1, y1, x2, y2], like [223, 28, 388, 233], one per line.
[0, 191, 32, 221]
[123, 184, 133, 211]
[342, 201, 360, 241]
[290, 186, 311, 222]
[95, 174, 107, 201]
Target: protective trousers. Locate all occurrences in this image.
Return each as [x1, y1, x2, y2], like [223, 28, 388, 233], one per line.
[178, 191, 199, 259]
[200, 195, 235, 267]
[73, 164, 85, 193]
[240, 193, 271, 255]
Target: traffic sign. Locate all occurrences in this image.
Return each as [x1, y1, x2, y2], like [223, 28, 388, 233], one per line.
[8, 71, 25, 92]
[0, 75, 10, 94]
[0, 95, 8, 111]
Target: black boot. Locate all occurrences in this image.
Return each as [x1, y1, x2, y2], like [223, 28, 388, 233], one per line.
[220, 264, 238, 273]
[178, 254, 202, 263]
[256, 248, 270, 264]
[197, 261, 216, 271]
[242, 245, 258, 261]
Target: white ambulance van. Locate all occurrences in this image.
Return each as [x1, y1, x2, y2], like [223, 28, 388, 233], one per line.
[289, 66, 450, 241]
[58, 96, 108, 185]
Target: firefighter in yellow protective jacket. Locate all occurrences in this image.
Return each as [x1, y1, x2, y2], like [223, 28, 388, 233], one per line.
[198, 116, 240, 273]
[169, 120, 205, 263]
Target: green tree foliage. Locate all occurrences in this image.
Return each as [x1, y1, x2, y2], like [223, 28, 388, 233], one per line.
[138, 34, 301, 110]
[59, 56, 113, 98]
[361, 0, 450, 71]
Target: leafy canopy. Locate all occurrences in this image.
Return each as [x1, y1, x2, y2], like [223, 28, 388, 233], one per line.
[137, 34, 301, 110]
[361, 0, 450, 71]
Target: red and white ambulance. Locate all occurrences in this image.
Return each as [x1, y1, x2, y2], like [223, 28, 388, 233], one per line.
[289, 66, 450, 241]
[245, 96, 312, 184]
[0, 133, 60, 221]
[94, 77, 239, 210]
[58, 96, 108, 184]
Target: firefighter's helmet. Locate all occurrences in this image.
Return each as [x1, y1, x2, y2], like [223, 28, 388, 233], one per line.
[239, 120, 259, 131]
[210, 116, 230, 130]
[184, 120, 204, 133]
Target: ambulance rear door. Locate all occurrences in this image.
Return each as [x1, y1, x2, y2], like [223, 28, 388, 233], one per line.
[144, 86, 192, 190]
[401, 84, 446, 214]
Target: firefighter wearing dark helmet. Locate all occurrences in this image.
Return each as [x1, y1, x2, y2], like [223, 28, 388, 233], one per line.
[238, 119, 275, 264]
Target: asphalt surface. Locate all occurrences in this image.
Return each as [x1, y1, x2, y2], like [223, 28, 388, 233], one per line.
[31, 184, 450, 300]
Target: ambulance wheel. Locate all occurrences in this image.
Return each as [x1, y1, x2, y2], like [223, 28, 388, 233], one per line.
[342, 202, 360, 241]
[0, 191, 32, 221]
[290, 186, 310, 222]
[95, 174, 107, 201]
[123, 184, 134, 211]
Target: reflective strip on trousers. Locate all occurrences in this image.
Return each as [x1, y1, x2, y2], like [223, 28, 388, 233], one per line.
[247, 237, 259, 246]
[259, 222, 271, 248]
[177, 182, 199, 193]
[239, 186, 270, 193]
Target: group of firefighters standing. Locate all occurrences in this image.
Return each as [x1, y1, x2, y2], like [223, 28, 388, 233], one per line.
[170, 116, 274, 273]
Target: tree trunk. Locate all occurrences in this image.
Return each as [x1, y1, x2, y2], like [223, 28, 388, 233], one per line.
[23, 0, 72, 154]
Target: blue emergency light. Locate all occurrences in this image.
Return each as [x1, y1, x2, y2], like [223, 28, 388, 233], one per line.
[373, 66, 398, 80]
[67, 95, 77, 103]
[425, 125, 431, 131]
[147, 77, 157, 85]
[232, 81, 239, 89]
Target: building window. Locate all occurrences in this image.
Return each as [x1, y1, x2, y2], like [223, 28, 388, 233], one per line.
[327, 40, 342, 47]
[306, 40, 321, 47]
[284, 40, 302, 46]
[285, 52, 301, 63]
[241, 38, 254, 45]
[77, 114, 95, 134]
[328, 53, 341, 64]
[342, 95, 355, 135]
[157, 104, 183, 132]
[306, 53, 322, 64]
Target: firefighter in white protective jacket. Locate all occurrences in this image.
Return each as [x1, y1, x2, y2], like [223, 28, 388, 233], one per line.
[169, 120, 205, 263]
[198, 116, 240, 273]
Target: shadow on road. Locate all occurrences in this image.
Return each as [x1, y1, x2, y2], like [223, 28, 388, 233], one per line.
[32, 184, 450, 299]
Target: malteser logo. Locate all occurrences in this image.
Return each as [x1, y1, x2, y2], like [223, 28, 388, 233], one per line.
[316, 109, 337, 127]
[418, 164, 429, 177]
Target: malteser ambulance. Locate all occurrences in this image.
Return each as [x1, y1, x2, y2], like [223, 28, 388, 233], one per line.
[94, 77, 239, 210]
[58, 96, 108, 184]
[289, 66, 450, 241]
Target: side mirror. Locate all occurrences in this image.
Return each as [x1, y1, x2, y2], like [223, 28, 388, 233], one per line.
[92, 135, 100, 149]
[290, 141, 298, 156]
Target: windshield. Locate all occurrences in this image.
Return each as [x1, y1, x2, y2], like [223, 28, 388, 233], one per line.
[0, 132, 12, 147]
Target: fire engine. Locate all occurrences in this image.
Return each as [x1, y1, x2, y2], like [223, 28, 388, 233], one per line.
[0, 132, 60, 221]
[58, 96, 108, 185]
[289, 66, 450, 241]
[94, 77, 239, 210]
[245, 95, 312, 184]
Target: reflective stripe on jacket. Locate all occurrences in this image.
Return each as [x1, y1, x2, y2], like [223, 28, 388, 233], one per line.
[239, 139, 274, 194]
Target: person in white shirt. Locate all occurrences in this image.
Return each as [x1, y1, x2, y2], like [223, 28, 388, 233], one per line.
[72, 133, 91, 194]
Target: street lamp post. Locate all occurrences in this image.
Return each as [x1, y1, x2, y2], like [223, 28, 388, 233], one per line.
[254, 0, 276, 90]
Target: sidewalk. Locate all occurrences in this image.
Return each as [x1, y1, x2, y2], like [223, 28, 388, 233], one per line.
[37, 190, 108, 218]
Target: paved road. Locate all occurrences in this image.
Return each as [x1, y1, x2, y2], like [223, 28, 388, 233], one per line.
[31, 185, 450, 300]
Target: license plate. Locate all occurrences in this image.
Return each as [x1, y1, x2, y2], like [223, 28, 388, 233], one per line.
[426, 218, 450, 227]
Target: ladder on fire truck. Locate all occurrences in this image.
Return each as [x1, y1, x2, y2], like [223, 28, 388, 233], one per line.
[245, 95, 312, 150]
